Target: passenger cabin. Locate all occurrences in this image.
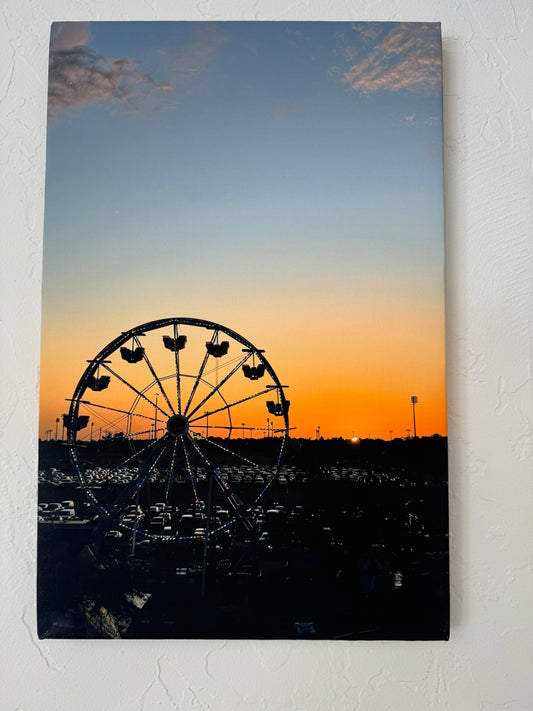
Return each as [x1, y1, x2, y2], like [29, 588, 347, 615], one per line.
[87, 375, 110, 391]
[205, 341, 229, 357]
[242, 363, 266, 380]
[120, 346, 145, 363]
[163, 335, 187, 352]
[266, 400, 290, 416]
[62, 414, 89, 432]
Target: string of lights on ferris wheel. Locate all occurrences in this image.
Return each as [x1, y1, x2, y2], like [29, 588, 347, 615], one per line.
[65, 318, 290, 547]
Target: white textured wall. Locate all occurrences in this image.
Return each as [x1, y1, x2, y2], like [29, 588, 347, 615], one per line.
[1, 1, 532, 708]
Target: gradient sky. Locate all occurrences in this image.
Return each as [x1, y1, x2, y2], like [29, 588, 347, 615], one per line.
[40, 21, 446, 440]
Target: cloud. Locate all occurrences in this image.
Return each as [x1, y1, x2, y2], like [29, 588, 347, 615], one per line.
[48, 22, 172, 124]
[50, 22, 92, 51]
[170, 22, 226, 76]
[338, 23, 442, 94]
[351, 23, 382, 43]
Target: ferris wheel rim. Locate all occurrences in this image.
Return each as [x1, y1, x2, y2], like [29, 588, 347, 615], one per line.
[67, 317, 290, 542]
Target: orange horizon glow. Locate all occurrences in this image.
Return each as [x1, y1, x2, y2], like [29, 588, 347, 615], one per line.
[39, 286, 447, 442]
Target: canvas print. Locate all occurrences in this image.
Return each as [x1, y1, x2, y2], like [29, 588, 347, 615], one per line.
[38, 21, 448, 639]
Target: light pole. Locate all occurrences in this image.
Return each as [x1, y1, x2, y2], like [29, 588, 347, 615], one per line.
[389, 429, 393, 441]
[90, 421, 94, 441]
[410, 396, 418, 438]
[55, 418, 59, 440]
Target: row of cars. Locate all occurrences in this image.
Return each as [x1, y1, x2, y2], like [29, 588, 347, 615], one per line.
[39, 464, 391, 488]
[110, 500, 304, 541]
[37, 500, 92, 523]
[113, 500, 231, 538]
[38, 468, 77, 486]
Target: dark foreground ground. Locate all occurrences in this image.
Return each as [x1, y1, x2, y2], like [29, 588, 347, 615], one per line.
[37, 436, 449, 640]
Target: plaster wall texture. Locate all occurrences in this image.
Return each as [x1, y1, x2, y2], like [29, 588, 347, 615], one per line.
[1, 1, 532, 709]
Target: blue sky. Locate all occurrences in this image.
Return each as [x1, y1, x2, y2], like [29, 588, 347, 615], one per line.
[44, 22, 443, 306]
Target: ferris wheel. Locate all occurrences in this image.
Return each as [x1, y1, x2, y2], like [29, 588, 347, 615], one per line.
[66, 317, 290, 546]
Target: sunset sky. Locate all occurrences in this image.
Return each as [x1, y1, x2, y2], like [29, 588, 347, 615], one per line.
[40, 21, 446, 440]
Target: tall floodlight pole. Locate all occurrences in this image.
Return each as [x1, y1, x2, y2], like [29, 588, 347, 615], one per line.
[90, 421, 94, 441]
[55, 417, 59, 440]
[410, 396, 418, 438]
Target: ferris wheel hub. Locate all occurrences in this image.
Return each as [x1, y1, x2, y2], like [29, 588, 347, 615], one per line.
[166, 413, 189, 436]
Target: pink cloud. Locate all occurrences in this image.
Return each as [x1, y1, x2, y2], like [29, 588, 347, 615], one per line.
[48, 22, 172, 124]
[339, 23, 442, 94]
[351, 23, 383, 43]
[50, 22, 92, 51]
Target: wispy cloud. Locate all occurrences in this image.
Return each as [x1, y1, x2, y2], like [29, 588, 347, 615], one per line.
[170, 22, 226, 76]
[336, 23, 442, 95]
[48, 23, 172, 124]
[48, 22, 225, 126]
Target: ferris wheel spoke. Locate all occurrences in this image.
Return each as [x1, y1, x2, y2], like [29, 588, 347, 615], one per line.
[183, 330, 218, 417]
[189, 423, 234, 437]
[172, 323, 183, 415]
[181, 435, 200, 503]
[78, 404, 127, 435]
[202, 352, 250, 379]
[186, 351, 252, 420]
[107, 436, 170, 523]
[165, 435, 180, 504]
[191, 431, 265, 470]
[188, 387, 274, 424]
[68, 399, 156, 423]
[185, 435, 253, 531]
[100, 362, 171, 420]
[250, 437, 288, 506]
[249, 433, 288, 507]
[133, 335, 175, 416]
[126, 424, 167, 440]
[190, 424, 265, 433]
[101, 433, 168, 481]
[186, 434, 225, 490]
